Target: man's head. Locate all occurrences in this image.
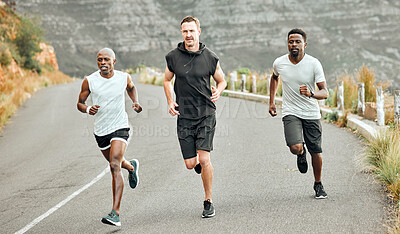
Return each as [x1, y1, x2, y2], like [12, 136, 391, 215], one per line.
[97, 48, 116, 77]
[287, 28, 307, 58]
[180, 16, 201, 49]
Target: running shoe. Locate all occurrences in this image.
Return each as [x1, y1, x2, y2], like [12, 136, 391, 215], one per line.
[194, 163, 202, 174]
[297, 146, 308, 173]
[129, 159, 139, 189]
[314, 182, 328, 199]
[101, 210, 121, 226]
[202, 200, 215, 218]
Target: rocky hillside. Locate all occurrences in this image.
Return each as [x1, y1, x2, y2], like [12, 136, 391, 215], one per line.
[15, 0, 400, 88]
[0, 3, 72, 130]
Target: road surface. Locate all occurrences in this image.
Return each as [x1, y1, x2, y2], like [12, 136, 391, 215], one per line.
[0, 79, 385, 233]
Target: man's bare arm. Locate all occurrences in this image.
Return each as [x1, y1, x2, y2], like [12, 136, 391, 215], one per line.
[77, 78, 100, 115]
[300, 81, 328, 100]
[126, 74, 142, 113]
[269, 73, 279, 116]
[210, 61, 227, 102]
[163, 66, 180, 116]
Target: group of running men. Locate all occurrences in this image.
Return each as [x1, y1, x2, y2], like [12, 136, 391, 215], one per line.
[77, 16, 329, 226]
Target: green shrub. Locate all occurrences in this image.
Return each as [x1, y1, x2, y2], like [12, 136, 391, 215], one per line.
[323, 109, 339, 123]
[13, 16, 43, 72]
[236, 67, 251, 75]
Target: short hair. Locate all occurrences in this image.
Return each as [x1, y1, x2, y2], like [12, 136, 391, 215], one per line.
[180, 16, 200, 29]
[97, 48, 116, 60]
[288, 28, 307, 42]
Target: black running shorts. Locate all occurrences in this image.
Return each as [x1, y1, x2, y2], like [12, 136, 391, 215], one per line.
[282, 115, 322, 154]
[94, 128, 130, 150]
[177, 114, 216, 160]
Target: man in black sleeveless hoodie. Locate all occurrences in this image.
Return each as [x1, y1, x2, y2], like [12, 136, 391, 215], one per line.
[163, 16, 226, 218]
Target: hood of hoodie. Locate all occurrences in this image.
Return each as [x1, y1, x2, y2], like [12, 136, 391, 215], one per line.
[177, 42, 206, 55]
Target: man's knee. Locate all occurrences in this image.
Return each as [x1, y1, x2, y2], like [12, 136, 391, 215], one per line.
[198, 150, 211, 167]
[289, 143, 303, 155]
[109, 152, 123, 172]
[109, 161, 121, 173]
[184, 157, 197, 170]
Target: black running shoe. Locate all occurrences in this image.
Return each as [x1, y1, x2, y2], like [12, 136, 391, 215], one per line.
[297, 146, 308, 174]
[194, 163, 202, 174]
[314, 182, 328, 199]
[202, 200, 215, 218]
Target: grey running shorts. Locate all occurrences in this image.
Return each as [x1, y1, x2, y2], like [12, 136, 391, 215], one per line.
[282, 115, 322, 154]
[177, 114, 216, 160]
[94, 128, 130, 150]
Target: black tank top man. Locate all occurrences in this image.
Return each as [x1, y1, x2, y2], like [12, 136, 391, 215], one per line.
[166, 42, 219, 119]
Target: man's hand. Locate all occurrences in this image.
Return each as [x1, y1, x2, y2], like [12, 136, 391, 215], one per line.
[88, 105, 100, 115]
[210, 86, 221, 103]
[269, 103, 277, 117]
[133, 102, 143, 113]
[168, 101, 180, 116]
[299, 85, 311, 97]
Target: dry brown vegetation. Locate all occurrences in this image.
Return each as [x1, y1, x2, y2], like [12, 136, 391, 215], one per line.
[0, 66, 72, 131]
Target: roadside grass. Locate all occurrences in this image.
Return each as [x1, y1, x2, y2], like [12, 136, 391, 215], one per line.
[138, 67, 164, 86]
[339, 74, 358, 111]
[364, 126, 400, 233]
[0, 68, 72, 131]
[357, 65, 376, 102]
[365, 127, 400, 192]
[388, 213, 400, 234]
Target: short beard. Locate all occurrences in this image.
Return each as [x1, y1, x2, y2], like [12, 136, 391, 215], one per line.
[290, 51, 299, 58]
[100, 70, 110, 76]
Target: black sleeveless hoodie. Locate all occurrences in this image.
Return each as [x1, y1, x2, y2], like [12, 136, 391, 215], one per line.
[165, 42, 219, 119]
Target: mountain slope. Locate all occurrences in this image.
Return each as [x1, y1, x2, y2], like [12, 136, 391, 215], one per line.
[15, 0, 400, 88]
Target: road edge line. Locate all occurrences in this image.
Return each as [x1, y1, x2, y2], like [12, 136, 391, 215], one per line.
[15, 167, 110, 234]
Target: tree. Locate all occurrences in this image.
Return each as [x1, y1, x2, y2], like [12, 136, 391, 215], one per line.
[13, 16, 43, 73]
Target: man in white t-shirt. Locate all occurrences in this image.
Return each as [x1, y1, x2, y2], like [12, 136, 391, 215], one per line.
[269, 28, 329, 199]
[77, 48, 143, 226]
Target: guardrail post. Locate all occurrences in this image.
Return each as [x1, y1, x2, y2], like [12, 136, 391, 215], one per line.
[241, 74, 246, 92]
[252, 74, 257, 94]
[357, 83, 365, 115]
[395, 90, 400, 125]
[230, 72, 237, 91]
[337, 81, 344, 111]
[376, 86, 385, 126]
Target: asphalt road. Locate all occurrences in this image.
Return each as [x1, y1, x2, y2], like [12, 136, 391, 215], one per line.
[0, 79, 385, 233]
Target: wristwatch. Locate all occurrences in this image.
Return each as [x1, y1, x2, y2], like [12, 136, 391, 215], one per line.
[310, 91, 314, 98]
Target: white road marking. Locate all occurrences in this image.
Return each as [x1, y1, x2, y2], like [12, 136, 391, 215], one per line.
[15, 167, 110, 234]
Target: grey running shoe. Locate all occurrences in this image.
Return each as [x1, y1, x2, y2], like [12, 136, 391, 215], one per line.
[314, 182, 328, 199]
[297, 146, 308, 174]
[129, 159, 139, 189]
[101, 210, 121, 226]
[202, 200, 215, 218]
[194, 163, 202, 174]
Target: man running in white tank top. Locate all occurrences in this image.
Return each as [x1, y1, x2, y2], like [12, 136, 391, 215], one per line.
[269, 29, 329, 199]
[77, 48, 143, 226]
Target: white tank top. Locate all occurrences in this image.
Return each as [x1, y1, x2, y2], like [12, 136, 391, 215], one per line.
[86, 70, 129, 136]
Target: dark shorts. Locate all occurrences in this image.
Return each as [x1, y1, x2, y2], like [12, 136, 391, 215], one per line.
[177, 114, 216, 160]
[282, 115, 322, 154]
[94, 128, 130, 150]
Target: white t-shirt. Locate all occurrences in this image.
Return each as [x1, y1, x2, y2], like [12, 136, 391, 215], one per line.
[86, 70, 130, 136]
[273, 54, 326, 119]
